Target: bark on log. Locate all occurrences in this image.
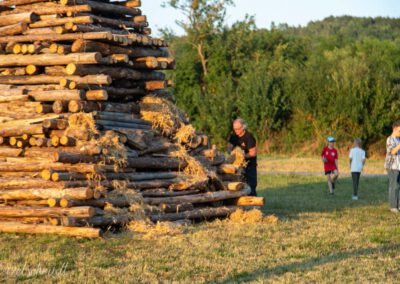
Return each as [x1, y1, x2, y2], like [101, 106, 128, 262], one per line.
[0, 12, 39, 27]
[29, 15, 93, 28]
[0, 0, 48, 7]
[0, 124, 43, 137]
[0, 22, 27, 36]
[144, 188, 251, 205]
[61, 0, 141, 16]
[0, 52, 101, 67]
[60, 197, 130, 208]
[159, 202, 193, 213]
[2, 4, 91, 16]
[126, 157, 186, 170]
[0, 206, 95, 218]
[150, 206, 254, 222]
[0, 147, 23, 157]
[65, 64, 165, 80]
[71, 39, 168, 57]
[0, 221, 101, 238]
[0, 31, 112, 43]
[141, 189, 200, 197]
[0, 187, 93, 200]
[233, 196, 265, 206]
[30, 89, 85, 101]
[0, 74, 111, 85]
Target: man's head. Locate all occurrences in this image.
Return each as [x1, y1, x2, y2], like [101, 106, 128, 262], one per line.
[354, 138, 362, 147]
[233, 118, 246, 137]
[393, 121, 400, 137]
[327, 136, 335, 147]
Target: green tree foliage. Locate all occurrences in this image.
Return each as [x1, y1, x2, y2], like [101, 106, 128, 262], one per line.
[163, 4, 400, 154]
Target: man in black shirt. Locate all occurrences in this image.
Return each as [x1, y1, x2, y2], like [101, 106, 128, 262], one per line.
[228, 118, 258, 196]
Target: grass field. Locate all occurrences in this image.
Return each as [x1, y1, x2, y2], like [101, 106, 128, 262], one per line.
[258, 155, 385, 175]
[0, 172, 399, 283]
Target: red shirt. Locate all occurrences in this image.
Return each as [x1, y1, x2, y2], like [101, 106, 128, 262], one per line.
[321, 146, 338, 171]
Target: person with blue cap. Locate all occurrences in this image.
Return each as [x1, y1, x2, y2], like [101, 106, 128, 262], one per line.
[321, 136, 339, 194]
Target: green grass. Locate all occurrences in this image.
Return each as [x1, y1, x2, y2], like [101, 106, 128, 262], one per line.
[0, 174, 399, 283]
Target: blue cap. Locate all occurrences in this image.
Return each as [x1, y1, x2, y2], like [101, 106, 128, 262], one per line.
[327, 136, 335, 142]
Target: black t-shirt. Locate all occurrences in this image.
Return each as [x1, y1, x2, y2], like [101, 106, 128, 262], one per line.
[229, 131, 257, 168]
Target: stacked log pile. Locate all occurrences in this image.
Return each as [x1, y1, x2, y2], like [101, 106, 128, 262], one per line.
[0, 0, 264, 238]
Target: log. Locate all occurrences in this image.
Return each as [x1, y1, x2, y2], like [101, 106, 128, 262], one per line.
[0, 12, 39, 27]
[0, 52, 101, 67]
[62, 215, 129, 227]
[225, 182, 246, 191]
[52, 100, 68, 113]
[0, 124, 43, 137]
[0, 187, 94, 200]
[140, 189, 199, 197]
[0, 162, 97, 172]
[159, 202, 193, 213]
[65, 64, 165, 80]
[0, 221, 101, 238]
[0, 177, 84, 189]
[71, 39, 168, 57]
[0, 0, 48, 7]
[0, 206, 95, 218]
[126, 157, 186, 170]
[29, 15, 93, 28]
[0, 147, 23, 157]
[150, 206, 253, 222]
[144, 188, 251, 205]
[61, 0, 140, 16]
[0, 74, 111, 85]
[60, 197, 130, 208]
[0, 22, 27, 36]
[30, 89, 85, 101]
[3, 4, 91, 16]
[0, 31, 112, 43]
[233, 196, 265, 206]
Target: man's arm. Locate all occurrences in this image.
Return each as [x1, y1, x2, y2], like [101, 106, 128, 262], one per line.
[246, 147, 257, 159]
[227, 143, 234, 154]
[390, 143, 400, 155]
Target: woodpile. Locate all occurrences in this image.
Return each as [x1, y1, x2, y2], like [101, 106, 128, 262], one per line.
[0, 0, 264, 238]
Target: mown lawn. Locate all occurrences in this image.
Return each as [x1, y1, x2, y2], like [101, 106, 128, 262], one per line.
[0, 173, 399, 283]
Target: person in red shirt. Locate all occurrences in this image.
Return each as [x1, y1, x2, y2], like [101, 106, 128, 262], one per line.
[321, 136, 339, 194]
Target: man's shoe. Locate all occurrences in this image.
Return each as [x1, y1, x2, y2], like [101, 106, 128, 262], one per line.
[390, 208, 399, 213]
[352, 196, 358, 200]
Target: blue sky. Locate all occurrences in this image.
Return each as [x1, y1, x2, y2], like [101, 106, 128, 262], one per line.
[141, 0, 400, 36]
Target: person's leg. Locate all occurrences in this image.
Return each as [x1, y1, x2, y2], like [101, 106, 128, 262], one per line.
[245, 165, 257, 196]
[351, 172, 357, 197]
[332, 169, 339, 189]
[326, 173, 333, 194]
[388, 170, 399, 209]
[355, 172, 360, 197]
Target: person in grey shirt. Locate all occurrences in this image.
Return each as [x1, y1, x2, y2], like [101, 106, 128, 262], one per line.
[384, 121, 400, 213]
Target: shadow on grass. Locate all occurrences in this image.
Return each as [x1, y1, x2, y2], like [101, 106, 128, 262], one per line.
[256, 175, 388, 217]
[216, 242, 400, 283]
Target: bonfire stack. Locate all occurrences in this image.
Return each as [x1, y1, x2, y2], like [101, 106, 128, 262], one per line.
[0, 0, 264, 238]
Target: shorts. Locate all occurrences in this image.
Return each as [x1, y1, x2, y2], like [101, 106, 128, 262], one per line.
[325, 170, 338, 175]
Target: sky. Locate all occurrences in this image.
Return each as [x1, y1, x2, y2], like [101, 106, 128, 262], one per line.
[141, 0, 400, 36]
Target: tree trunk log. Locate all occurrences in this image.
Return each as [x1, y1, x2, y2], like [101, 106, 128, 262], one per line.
[150, 206, 253, 222]
[0, 221, 101, 237]
[29, 15, 93, 28]
[0, 74, 111, 85]
[0, 206, 95, 218]
[71, 39, 168, 58]
[144, 188, 251, 205]
[0, 22, 27, 36]
[0, 12, 39, 27]
[0, 52, 101, 67]
[0, 31, 112, 43]
[0, 187, 93, 200]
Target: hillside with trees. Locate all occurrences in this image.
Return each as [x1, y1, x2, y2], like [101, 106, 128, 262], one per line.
[163, 0, 400, 155]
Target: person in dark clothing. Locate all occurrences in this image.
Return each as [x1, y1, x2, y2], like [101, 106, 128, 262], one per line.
[228, 118, 258, 196]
